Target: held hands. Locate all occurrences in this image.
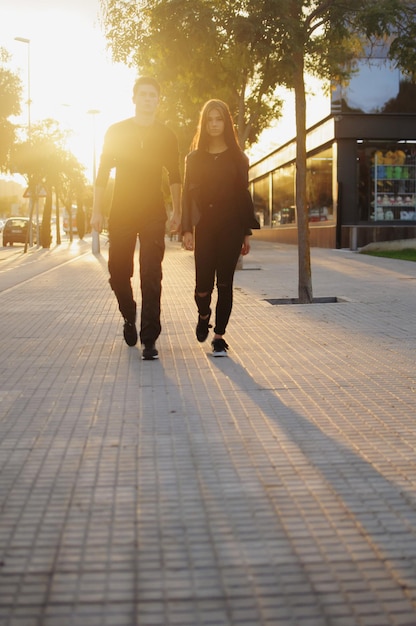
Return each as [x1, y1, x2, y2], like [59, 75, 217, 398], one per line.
[183, 231, 194, 251]
[182, 233, 249, 254]
[169, 211, 181, 235]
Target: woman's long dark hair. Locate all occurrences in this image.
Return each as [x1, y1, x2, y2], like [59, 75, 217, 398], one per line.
[191, 99, 244, 158]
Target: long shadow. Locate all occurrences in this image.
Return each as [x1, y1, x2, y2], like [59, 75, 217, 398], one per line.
[210, 355, 416, 580]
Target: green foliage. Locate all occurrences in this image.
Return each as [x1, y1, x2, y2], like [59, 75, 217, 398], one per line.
[101, 0, 284, 148]
[0, 48, 22, 172]
[10, 119, 87, 209]
[100, 0, 416, 150]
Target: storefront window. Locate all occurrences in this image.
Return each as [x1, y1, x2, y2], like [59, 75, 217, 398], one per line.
[253, 175, 270, 227]
[272, 164, 295, 226]
[252, 148, 334, 227]
[331, 38, 416, 115]
[358, 141, 416, 222]
[306, 148, 334, 222]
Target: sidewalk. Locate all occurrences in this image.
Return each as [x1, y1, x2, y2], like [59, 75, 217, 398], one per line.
[0, 237, 415, 626]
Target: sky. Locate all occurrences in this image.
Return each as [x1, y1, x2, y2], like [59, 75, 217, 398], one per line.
[1, 0, 332, 181]
[1, 0, 136, 181]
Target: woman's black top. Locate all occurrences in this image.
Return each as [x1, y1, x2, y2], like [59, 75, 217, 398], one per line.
[181, 148, 259, 234]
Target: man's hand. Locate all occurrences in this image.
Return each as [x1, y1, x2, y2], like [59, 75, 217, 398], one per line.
[169, 211, 181, 235]
[90, 212, 104, 233]
[91, 186, 106, 233]
[183, 231, 194, 251]
[169, 183, 182, 235]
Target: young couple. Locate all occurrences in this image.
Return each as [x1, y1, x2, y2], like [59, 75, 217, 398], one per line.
[91, 77, 259, 360]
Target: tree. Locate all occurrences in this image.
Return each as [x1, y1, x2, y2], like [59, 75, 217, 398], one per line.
[0, 48, 22, 172]
[258, 0, 416, 302]
[100, 0, 416, 302]
[10, 119, 87, 248]
[100, 0, 283, 151]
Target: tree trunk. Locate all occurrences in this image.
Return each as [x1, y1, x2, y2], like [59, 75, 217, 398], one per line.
[55, 189, 61, 245]
[76, 204, 86, 240]
[293, 55, 313, 303]
[41, 191, 52, 248]
[66, 201, 73, 243]
[237, 88, 247, 148]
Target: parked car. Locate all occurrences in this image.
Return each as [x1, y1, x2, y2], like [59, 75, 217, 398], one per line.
[2, 217, 35, 246]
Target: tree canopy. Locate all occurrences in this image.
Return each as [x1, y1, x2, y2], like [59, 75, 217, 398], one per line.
[100, 0, 416, 146]
[10, 119, 87, 248]
[100, 0, 285, 149]
[0, 48, 22, 173]
[11, 119, 86, 193]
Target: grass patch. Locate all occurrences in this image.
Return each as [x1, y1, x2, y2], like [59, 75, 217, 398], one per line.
[361, 248, 416, 262]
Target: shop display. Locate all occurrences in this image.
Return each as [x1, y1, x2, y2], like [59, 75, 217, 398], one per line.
[371, 150, 416, 221]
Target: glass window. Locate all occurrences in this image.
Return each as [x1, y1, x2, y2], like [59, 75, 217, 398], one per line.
[306, 148, 334, 222]
[253, 175, 270, 227]
[251, 146, 334, 227]
[358, 141, 416, 222]
[332, 59, 416, 114]
[272, 164, 295, 226]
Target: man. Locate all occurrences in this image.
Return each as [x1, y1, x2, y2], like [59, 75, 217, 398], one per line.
[91, 77, 181, 360]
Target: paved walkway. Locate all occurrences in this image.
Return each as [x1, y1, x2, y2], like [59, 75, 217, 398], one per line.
[0, 236, 415, 626]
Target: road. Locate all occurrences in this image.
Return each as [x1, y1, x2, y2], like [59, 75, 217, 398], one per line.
[0, 237, 95, 293]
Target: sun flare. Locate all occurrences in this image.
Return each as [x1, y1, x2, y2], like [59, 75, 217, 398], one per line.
[1, 1, 136, 181]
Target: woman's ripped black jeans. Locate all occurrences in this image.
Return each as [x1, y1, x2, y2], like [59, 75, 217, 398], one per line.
[194, 221, 244, 336]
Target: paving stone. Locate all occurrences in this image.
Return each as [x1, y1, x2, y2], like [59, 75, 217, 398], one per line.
[0, 238, 415, 625]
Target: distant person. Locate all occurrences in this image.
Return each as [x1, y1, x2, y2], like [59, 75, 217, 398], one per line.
[181, 99, 259, 356]
[91, 77, 181, 360]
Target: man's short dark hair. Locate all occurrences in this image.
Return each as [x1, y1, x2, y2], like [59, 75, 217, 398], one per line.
[133, 76, 161, 97]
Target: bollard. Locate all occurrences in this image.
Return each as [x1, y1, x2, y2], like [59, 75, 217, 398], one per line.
[92, 230, 100, 254]
[350, 226, 358, 251]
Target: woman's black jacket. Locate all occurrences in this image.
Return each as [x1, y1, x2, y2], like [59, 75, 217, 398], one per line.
[181, 149, 260, 235]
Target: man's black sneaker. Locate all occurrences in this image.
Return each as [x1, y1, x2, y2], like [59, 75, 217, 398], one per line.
[142, 343, 159, 360]
[211, 338, 229, 357]
[123, 320, 138, 346]
[196, 311, 212, 342]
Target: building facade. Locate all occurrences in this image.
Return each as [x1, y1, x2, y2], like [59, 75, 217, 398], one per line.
[249, 47, 416, 249]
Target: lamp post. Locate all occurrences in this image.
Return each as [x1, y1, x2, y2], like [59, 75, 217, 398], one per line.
[14, 37, 31, 138]
[15, 37, 33, 251]
[87, 109, 100, 254]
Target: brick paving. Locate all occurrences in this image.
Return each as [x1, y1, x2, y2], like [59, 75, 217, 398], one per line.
[0, 236, 415, 626]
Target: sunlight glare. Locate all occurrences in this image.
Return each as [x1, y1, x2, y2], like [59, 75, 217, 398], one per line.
[1, 1, 136, 181]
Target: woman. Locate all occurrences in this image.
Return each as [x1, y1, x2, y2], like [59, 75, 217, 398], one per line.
[182, 99, 260, 356]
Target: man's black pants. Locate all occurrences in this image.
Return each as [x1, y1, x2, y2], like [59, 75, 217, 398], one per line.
[108, 220, 165, 345]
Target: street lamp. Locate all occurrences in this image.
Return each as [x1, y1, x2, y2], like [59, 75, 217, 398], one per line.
[14, 37, 31, 138]
[87, 109, 100, 254]
[15, 37, 33, 251]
